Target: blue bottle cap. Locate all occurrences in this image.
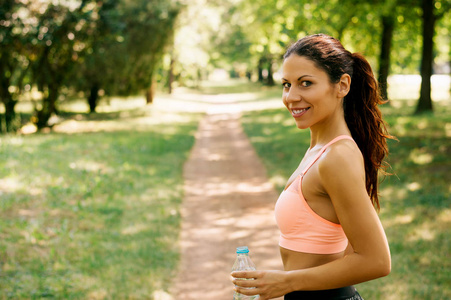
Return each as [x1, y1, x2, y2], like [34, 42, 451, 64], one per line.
[236, 246, 249, 254]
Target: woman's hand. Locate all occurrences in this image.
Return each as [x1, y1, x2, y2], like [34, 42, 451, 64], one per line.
[231, 270, 293, 300]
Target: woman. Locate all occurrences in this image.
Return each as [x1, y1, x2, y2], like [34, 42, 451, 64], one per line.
[231, 34, 393, 299]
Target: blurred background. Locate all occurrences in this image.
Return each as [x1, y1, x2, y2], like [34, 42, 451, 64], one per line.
[1, 0, 450, 299]
[1, 0, 450, 132]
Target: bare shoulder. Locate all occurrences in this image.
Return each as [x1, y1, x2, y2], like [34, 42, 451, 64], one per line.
[317, 139, 369, 211]
[317, 139, 364, 176]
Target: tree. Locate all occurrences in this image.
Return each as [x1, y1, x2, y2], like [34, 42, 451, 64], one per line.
[68, 0, 182, 112]
[417, 0, 436, 113]
[120, 0, 182, 103]
[376, 0, 400, 102]
[222, 0, 294, 85]
[69, 0, 122, 113]
[0, 0, 30, 132]
[416, 0, 451, 113]
[170, 0, 226, 88]
[377, 0, 421, 101]
[378, 14, 395, 101]
[28, 0, 97, 129]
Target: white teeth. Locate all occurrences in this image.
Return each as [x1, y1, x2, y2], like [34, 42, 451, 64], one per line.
[293, 108, 308, 114]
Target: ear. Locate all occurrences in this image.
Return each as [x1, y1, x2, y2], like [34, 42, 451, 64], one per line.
[337, 74, 351, 98]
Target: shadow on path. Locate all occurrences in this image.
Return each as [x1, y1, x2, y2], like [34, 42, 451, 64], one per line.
[171, 104, 284, 300]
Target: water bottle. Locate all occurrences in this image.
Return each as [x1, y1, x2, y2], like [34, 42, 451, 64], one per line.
[232, 246, 260, 300]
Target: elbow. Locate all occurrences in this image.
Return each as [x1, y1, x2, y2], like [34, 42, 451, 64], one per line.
[382, 258, 391, 277]
[381, 250, 392, 277]
[374, 254, 391, 278]
[378, 261, 391, 278]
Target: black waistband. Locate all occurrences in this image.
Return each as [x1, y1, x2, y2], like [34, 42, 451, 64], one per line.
[284, 286, 358, 300]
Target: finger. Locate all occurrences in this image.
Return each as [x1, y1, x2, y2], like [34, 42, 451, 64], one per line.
[234, 286, 260, 297]
[231, 271, 258, 279]
[233, 279, 257, 288]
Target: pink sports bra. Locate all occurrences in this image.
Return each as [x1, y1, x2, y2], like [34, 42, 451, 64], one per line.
[274, 135, 354, 254]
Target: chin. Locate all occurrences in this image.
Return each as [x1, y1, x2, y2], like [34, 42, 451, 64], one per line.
[295, 122, 310, 130]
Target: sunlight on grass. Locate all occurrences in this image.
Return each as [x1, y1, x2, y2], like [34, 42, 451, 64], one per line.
[0, 176, 22, 193]
[408, 223, 436, 242]
[406, 182, 421, 192]
[409, 149, 434, 165]
[445, 123, 451, 137]
[383, 214, 413, 227]
[0, 101, 201, 298]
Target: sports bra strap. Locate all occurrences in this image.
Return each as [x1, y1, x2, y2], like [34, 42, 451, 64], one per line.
[301, 135, 354, 176]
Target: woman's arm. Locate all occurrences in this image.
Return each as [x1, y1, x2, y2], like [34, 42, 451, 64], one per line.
[231, 142, 391, 299]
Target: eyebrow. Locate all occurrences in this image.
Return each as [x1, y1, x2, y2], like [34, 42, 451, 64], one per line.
[281, 75, 314, 81]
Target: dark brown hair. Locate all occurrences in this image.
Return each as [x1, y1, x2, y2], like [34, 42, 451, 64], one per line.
[284, 34, 394, 210]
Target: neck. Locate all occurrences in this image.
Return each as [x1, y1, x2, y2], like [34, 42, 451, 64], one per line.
[309, 110, 351, 149]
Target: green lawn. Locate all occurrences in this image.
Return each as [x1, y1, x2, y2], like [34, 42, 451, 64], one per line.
[241, 100, 450, 300]
[0, 105, 200, 298]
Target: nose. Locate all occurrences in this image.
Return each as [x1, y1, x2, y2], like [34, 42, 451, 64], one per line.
[284, 86, 301, 105]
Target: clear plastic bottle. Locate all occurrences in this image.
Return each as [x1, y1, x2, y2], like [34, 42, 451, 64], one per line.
[232, 246, 260, 300]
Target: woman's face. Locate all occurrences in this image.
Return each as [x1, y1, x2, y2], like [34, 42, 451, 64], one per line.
[281, 55, 345, 130]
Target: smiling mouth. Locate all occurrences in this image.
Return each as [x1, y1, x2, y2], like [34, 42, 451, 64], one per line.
[291, 107, 310, 117]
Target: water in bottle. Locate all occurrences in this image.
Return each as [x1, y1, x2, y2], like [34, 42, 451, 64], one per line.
[232, 246, 260, 300]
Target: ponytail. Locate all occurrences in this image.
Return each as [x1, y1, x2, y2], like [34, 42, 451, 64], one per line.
[284, 34, 395, 211]
[345, 53, 393, 211]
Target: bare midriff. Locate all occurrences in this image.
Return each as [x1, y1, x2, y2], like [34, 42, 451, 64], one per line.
[280, 246, 345, 271]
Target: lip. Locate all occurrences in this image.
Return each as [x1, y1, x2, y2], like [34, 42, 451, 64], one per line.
[290, 107, 310, 118]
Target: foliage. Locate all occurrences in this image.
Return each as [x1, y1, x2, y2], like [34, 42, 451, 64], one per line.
[29, 0, 97, 129]
[0, 0, 32, 132]
[68, 0, 123, 112]
[1, 0, 450, 132]
[182, 0, 450, 104]
[113, 0, 182, 95]
[169, 0, 229, 87]
[69, 0, 183, 111]
[0, 0, 183, 130]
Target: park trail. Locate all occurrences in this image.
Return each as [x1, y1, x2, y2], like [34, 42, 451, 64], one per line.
[169, 99, 284, 300]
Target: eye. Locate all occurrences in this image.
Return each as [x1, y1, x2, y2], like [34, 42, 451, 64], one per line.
[300, 81, 312, 87]
[282, 82, 291, 89]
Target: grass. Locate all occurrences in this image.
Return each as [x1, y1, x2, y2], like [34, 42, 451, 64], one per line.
[241, 100, 451, 300]
[0, 102, 201, 298]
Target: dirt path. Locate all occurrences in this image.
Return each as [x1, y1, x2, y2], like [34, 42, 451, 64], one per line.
[170, 103, 284, 300]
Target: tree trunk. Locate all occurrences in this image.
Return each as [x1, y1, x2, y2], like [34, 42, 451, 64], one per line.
[266, 57, 275, 86]
[378, 14, 395, 102]
[416, 0, 435, 114]
[36, 84, 58, 130]
[258, 57, 265, 83]
[246, 71, 252, 81]
[195, 68, 201, 89]
[4, 99, 17, 132]
[146, 79, 156, 104]
[0, 74, 17, 132]
[88, 84, 99, 113]
[0, 71, 8, 133]
[168, 55, 174, 94]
